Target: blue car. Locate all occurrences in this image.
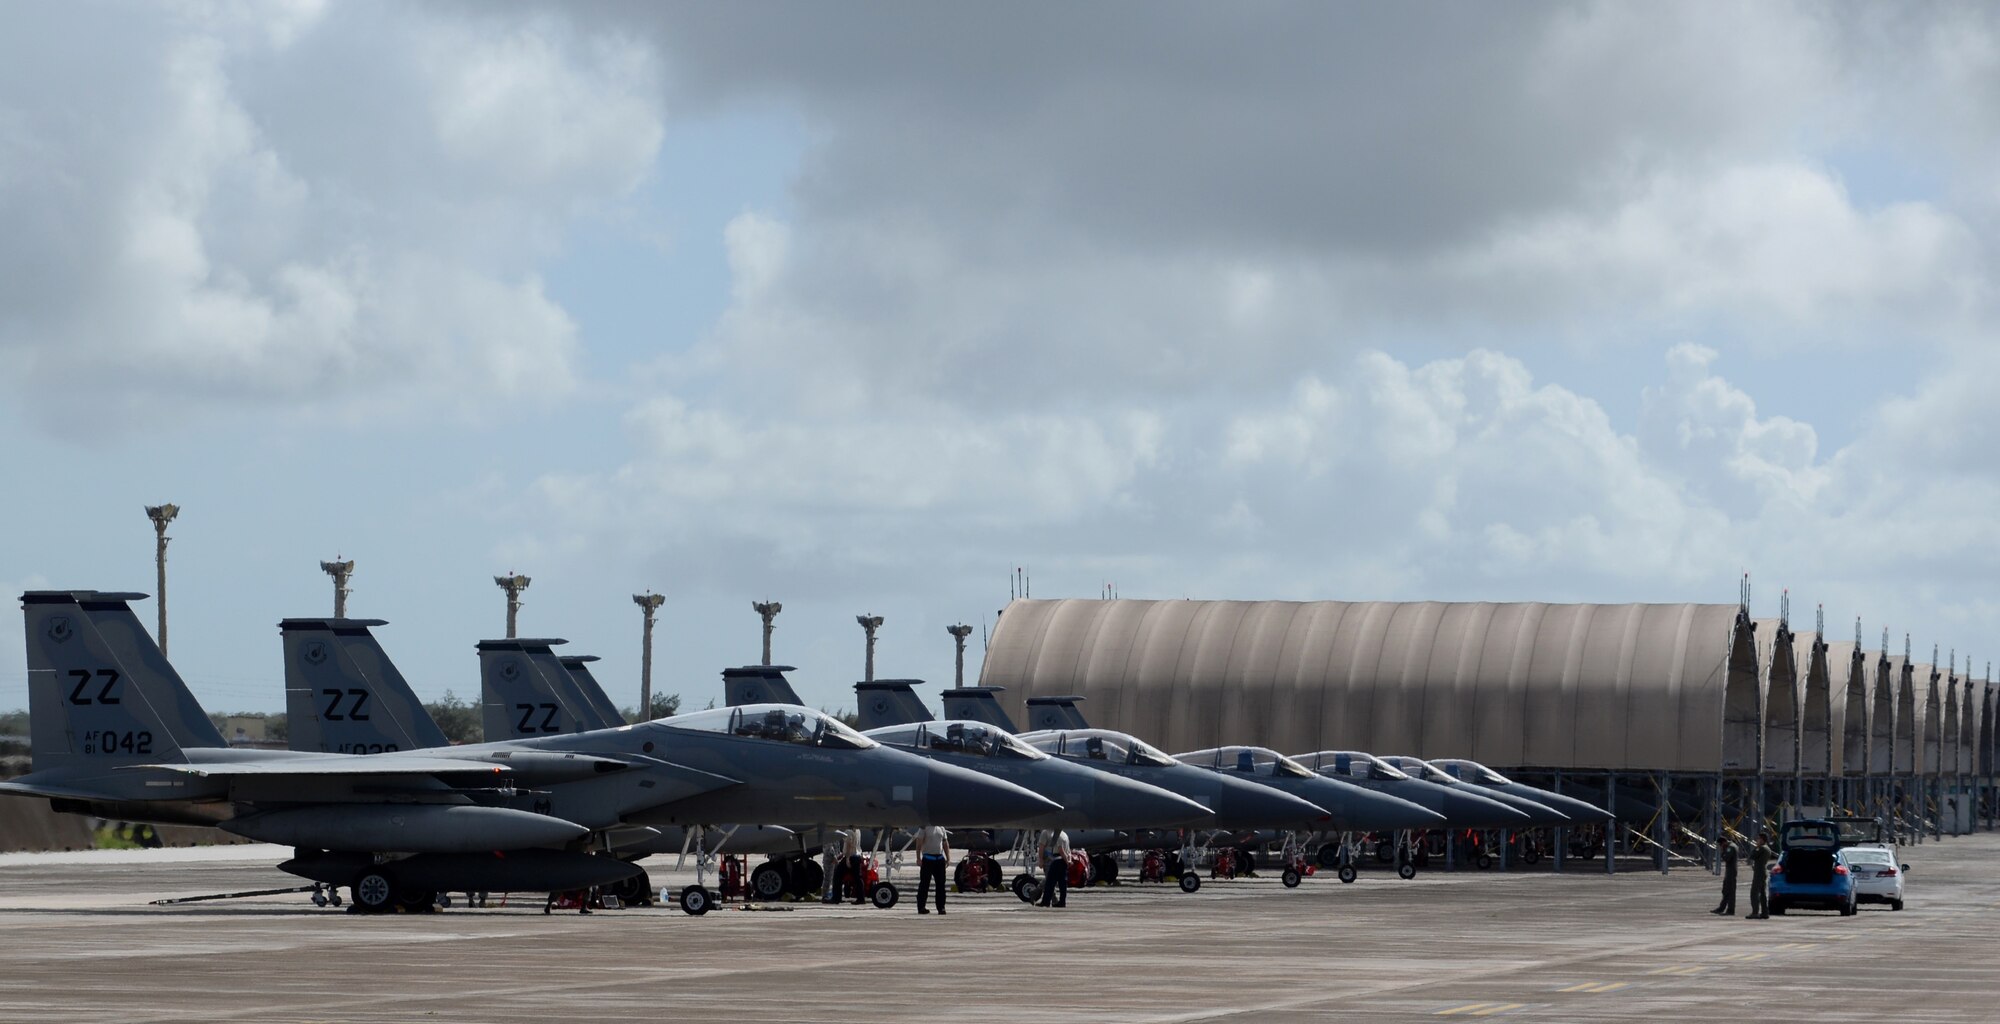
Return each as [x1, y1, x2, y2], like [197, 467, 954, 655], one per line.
[1768, 819, 1857, 916]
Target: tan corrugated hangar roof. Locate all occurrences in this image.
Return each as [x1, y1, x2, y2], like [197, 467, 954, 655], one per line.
[979, 598, 1767, 772]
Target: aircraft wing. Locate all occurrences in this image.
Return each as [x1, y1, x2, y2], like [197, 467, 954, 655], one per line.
[120, 755, 514, 778]
[0, 778, 125, 801]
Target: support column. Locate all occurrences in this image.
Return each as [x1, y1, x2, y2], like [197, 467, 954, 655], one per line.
[145, 504, 179, 654]
[856, 614, 884, 681]
[753, 601, 782, 665]
[1655, 771, 1670, 875]
[948, 624, 974, 686]
[495, 573, 530, 639]
[634, 592, 664, 720]
[320, 559, 355, 618]
[1604, 774, 1616, 876]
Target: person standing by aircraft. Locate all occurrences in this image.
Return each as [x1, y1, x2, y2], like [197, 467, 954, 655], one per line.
[839, 828, 867, 904]
[1746, 831, 1775, 919]
[916, 824, 950, 914]
[1036, 830, 1071, 908]
[1711, 839, 1738, 916]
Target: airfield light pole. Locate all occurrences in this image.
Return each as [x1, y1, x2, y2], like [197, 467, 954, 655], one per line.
[145, 504, 179, 655]
[857, 614, 884, 682]
[634, 592, 665, 720]
[495, 573, 531, 639]
[948, 624, 974, 687]
[320, 559, 355, 617]
[754, 601, 782, 666]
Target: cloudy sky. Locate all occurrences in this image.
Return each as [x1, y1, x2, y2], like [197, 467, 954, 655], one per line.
[2, 1, 1997, 717]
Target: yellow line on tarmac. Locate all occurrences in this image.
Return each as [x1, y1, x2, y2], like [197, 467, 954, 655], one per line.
[1586, 982, 1632, 993]
[1436, 1004, 1494, 1016]
[1718, 951, 1771, 962]
[1468, 1005, 1526, 1017]
[1647, 965, 1712, 976]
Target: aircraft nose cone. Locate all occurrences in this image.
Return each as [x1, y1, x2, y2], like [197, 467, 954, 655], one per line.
[1342, 786, 1448, 831]
[926, 760, 1062, 825]
[1535, 789, 1616, 823]
[1484, 790, 1569, 826]
[1096, 772, 1214, 828]
[1216, 775, 1327, 827]
[1438, 788, 1532, 828]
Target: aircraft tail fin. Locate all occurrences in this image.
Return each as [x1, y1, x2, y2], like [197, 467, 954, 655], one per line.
[854, 679, 934, 730]
[722, 665, 803, 707]
[559, 655, 628, 725]
[21, 591, 225, 771]
[479, 638, 611, 738]
[281, 618, 450, 753]
[1024, 695, 1091, 732]
[938, 686, 1018, 733]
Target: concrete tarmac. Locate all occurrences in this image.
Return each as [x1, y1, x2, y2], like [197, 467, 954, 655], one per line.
[1, 836, 1995, 1023]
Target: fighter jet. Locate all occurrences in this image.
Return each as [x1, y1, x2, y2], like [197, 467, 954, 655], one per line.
[1174, 747, 1447, 831]
[1427, 758, 1616, 824]
[4, 592, 1057, 916]
[280, 621, 798, 906]
[1377, 755, 1573, 826]
[1291, 750, 1533, 829]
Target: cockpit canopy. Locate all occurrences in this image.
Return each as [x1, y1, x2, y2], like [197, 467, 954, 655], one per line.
[1294, 750, 1411, 781]
[865, 720, 1046, 760]
[1379, 756, 1458, 785]
[668, 703, 877, 750]
[1430, 758, 1512, 785]
[1176, 745, 1315, 779]
[1020, 728, 1179, 768]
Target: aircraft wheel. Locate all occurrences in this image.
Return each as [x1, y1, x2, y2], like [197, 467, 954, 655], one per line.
[1012, 873, 1040, 903]
[1281, 868, 1302, 888]
[679, 885, 712, 916]
[1179, 873, 1201, 893]
[1522, 846, 1541, 865]
[1397, 862, 1418, 881]
[1317, 843, 1343, 870]
[352, 871, 395, 913]
[1476, 853, 1494, 871]
[1338, 864, 1358, 884]
[1092, 853, 1119, 885]
[437, 893, 453, 909]
[311, 890, 329, 908]
[752, 861, 789, 901]
[1235, 849, 1256, 876]
[1374, 839, 1395, 863]
[627, 867, 654, 907]
[790, 860, 824, 899]
[869, 881, 899, 909]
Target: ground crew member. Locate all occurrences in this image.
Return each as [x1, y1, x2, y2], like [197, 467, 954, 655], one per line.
[915, 824, 949, 914]
[1036, 830, 1071, 908]
[839, 828, 866, 904]
[1747, 830, 1774, 919]
[1711, 840, 1737, 916]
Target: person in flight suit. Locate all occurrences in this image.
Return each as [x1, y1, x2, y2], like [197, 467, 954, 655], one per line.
[1711, 839, 1738, 916]
[1746, 831, 1775, 919]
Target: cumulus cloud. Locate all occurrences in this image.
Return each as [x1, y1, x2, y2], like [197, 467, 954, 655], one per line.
[0, 2, 662, 428]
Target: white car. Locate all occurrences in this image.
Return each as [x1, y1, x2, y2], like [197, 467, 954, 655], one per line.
[1838, 844, 1906, 911]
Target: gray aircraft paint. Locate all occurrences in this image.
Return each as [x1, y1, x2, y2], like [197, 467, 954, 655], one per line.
[939, 686, 1019, 731]
[854, 679, 936, 731]
[5, 593, 1058, 896]
[864, 719, 1213, 830]
[1019, 728, 1330, 829]
[283, 618, 450, 754]
[1380, 755, 1573, 826]
[559, 654, 629, 727]
[480, 638, 617, 738]
[1024, 696, 1091, 732]
[722, 665, 804, 707]
[1293, 750, 1533, 828]
[1175, 746, 1446, 832]
[1430, 758, 1616, 823]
